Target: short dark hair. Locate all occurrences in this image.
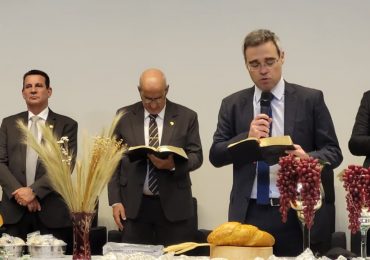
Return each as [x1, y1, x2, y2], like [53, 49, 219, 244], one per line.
[23, 69, 50, 88]
[243, 29, 282, 63]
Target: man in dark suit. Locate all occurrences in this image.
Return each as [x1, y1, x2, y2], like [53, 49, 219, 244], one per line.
[108, 68, 203, 246]
[0, 70, 77, 253]
[349, 91, 370, 167]
[209, 29, 342, 256]
[348, 91, 370, 254]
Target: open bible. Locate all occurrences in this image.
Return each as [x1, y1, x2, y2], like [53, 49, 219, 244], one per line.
[227, 135, 295, 165]
[127, 145, 188, 162]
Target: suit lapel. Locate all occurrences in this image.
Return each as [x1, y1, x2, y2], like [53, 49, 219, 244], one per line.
[243, 88, 255, 133]
[131, 103, 145, 145]
[45, 109, 57, 133]
[284, 82, 297, 136]
[34, 109, 57, 176]
[19, 112, 29, 174]
[161, 100, 177, 145]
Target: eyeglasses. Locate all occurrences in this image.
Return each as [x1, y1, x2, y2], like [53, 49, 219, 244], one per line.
[247, 57, 280, 71]
[141, 95, 165, 104]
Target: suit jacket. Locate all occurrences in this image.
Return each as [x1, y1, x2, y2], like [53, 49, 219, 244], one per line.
[209, 82, 342, 223]
[108, 100, 203, 222]
[0, 109, 78, 228]
[349, 91, 370, 167]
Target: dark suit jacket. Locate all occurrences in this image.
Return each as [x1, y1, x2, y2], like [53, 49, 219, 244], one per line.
[349, 91, 370, 167]
[209, 82, 342, 234]
[0, 109, 78, 228]
[108, 100, 203, 222]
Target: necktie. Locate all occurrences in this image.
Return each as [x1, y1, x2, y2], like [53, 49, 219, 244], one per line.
[148, 114, 159, 194]
[26, 116, 40, 186]
[257, 94, 273, 204]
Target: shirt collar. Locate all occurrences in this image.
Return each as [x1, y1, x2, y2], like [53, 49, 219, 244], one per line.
[254, 77, 285, 103]
[144, 105, 166, 120]
[28, 107, 49, 121]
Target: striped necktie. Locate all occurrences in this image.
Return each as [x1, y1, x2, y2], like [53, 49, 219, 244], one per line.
[148, 114, 159, 194]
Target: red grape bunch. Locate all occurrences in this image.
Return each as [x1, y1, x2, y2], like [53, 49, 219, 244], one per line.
[277, 154, 322, 229]
[341, 165, 370, 233]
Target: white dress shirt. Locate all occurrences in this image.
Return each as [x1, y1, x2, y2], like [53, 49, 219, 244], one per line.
[250, 77, 285, 199]
[28, 107, 49, 142]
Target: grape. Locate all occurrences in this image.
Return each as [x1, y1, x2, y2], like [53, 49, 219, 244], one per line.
[341, 165, 370, 233]
[277, 154, 322, 229]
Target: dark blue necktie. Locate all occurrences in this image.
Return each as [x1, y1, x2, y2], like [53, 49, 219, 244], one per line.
[257, 94, 273, 205]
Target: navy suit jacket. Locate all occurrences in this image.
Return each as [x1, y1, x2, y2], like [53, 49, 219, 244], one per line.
[209, 82, 342, 222]
[349, 91, 370, 167]
[108, 100, 203, 222]
[0, 109, 77, 228]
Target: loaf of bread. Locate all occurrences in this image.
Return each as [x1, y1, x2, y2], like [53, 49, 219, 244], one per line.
[207, 222, 275, 247]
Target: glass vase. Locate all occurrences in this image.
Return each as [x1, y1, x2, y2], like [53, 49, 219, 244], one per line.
[290, 183, 322, 253]
[292, 202, 310, 251]
[71, 212, 95, 260]
[359, 208, 370, 258]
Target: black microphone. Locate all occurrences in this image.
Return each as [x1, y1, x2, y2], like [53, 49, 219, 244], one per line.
[260, 92, 272, 116]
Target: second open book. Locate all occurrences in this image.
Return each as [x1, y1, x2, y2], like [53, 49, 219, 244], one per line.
[227, 135, 295, 165]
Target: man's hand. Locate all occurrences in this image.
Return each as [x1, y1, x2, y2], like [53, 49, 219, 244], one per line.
[147, 154, 175, 170]
[248, 114, 272, 139]
[27, 198, 41, 212]
[12, 187, 35, 206]
[112, 203, 126, 231]
[285, 144, 309, 159]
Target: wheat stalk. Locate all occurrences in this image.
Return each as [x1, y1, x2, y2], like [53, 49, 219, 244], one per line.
[17, 113, 126, 214]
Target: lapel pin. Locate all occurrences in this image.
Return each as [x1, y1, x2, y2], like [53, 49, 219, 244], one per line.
[170, 121, 175, 126]
[49, 125, 54, 129]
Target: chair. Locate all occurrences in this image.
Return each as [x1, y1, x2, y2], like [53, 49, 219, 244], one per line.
[89, 201, 107, 255]
[0, 201, 6, 236]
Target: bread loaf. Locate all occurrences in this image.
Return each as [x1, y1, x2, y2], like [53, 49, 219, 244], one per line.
[207, 222, 275, 247]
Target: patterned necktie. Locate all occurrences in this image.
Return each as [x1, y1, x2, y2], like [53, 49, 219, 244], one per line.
[26, 116, 40, 186]
[257, 93, 273, 204]
[148, 114, 159, 194]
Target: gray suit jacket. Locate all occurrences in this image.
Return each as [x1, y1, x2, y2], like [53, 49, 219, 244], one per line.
[209, 82, 342, 223]
[0, 109, 78, 228]
[108, 100, 203, 222]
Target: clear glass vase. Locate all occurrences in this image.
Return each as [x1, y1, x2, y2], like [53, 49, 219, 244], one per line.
[290, 183, 322, 253]
[71, 212, 95, 260]
[359, 208, 370, 258]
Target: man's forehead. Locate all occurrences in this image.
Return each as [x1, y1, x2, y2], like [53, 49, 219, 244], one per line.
[24, 75, 46, 83]
[245, 43, 279, 59]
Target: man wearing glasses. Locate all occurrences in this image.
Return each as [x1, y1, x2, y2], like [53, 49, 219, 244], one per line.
[209, 29, 342, 256]
[108, 68, 203, 246]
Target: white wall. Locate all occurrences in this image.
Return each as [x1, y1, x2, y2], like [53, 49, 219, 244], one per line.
[1, 0, 370, 247]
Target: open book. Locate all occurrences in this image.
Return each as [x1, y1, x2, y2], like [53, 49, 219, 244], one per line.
[227, 135, 295, 165]
[127, 145, 188, 162]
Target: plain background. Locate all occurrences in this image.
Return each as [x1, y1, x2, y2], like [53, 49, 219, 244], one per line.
[1, 0, 370, 249]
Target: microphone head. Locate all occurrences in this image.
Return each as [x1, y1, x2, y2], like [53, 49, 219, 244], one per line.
[260, 92, 272, 115]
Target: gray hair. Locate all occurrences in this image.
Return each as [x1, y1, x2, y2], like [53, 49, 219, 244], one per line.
[242, 29, 282, 62]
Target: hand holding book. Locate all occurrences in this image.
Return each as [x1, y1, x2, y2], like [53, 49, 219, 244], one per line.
[227, 135, 296, 165]
[148, 153, 175, 170]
